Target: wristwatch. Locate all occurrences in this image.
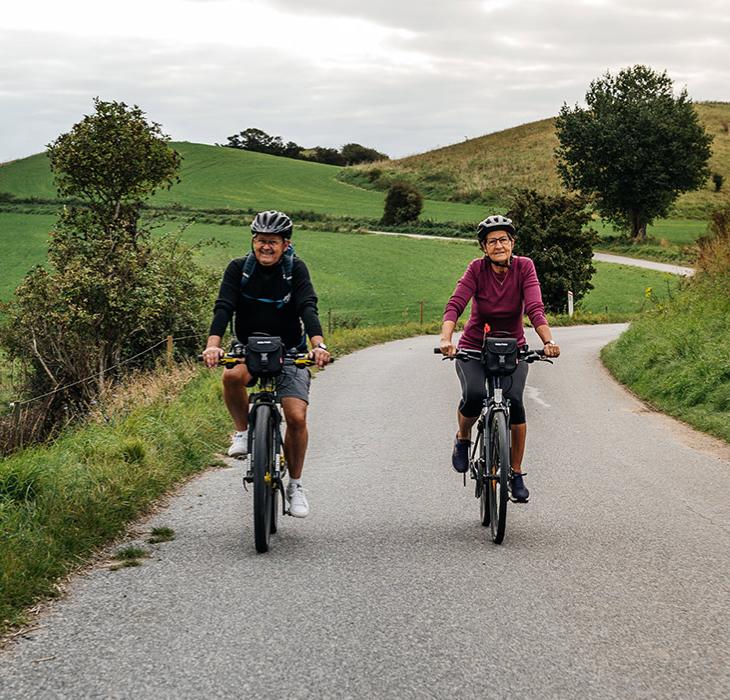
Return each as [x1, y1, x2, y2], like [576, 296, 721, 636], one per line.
[544, 340, 557, 346]
[316, 342, 328, 351]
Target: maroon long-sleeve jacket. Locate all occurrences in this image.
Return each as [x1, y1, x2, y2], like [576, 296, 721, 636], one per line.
[443, 255, 548, 350]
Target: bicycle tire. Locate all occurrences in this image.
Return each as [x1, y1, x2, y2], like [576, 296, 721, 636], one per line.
[488, 411, 510, 544]
[252, 405, 273, 553]
[476, 425, 490, 526]
[270, 481, 279, 534]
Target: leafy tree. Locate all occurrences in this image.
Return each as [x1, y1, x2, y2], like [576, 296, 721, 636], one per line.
[381, 182, 423, 225]
[1, 99, 212, 438]
[225, 128, 302, 159]
[47, 98, 180, 221]
[308, 147, 347, 166]
[506, 189, 599, 313]
[341, 143, 389, 165]
[555, 65, 712, 241]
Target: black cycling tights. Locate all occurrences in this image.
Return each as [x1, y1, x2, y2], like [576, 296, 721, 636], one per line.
[455, 357, 528, 424]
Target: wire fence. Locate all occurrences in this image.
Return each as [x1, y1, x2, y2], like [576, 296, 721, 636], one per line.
[1, 332, 204, 455]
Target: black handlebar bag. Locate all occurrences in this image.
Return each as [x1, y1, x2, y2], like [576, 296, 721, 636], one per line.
[482, 337, 519, 376]
[246, 335, 284, 378]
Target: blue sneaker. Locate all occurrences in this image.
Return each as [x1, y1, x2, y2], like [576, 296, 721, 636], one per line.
[509, 472, 529, 502]
[451, 436, 470, 473]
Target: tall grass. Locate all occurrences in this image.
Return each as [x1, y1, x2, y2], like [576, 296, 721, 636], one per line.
[602, 215, 730, 442]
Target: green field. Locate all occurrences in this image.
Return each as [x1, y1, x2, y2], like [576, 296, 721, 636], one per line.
[0, 142, 487, 223]
[0, 213, 682, 320]
[592, 217, 708, 245]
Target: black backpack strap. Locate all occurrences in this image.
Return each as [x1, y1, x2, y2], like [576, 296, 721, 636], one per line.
[240, 253, 257, 291]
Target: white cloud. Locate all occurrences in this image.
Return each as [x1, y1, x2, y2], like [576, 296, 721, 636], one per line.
[1, 0, 728, 162]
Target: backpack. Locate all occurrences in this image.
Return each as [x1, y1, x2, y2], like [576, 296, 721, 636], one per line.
[240, 246, 295, 309]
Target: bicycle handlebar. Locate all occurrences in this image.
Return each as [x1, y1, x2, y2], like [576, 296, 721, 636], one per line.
[433, 346, 552, 364]
[199, 352, 335, 368]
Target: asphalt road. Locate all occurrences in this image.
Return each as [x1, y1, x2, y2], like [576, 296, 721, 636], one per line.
[1, 325, 728, 699]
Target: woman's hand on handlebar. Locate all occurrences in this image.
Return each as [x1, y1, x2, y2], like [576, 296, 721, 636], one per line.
[439, 337, 457, 358]
[202, 346, 224, 368]
[543, 341, 561, 359]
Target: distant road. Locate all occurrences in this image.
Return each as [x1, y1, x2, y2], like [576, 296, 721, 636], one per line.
[366, 230, 695, 276]
[1, 326, 728, 698]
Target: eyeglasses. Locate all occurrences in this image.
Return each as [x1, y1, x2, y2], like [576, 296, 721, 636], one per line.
[254, 237, 284, 247]
[485, 237, 511, 248]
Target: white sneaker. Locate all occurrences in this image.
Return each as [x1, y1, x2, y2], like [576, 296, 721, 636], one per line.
[227, 431, 248, 458]
[286, 483, 310, 518]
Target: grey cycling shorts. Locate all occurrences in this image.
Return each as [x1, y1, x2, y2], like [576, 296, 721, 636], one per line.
[275, 364, 312, 404]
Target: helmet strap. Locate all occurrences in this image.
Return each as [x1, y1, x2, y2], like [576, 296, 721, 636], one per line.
[486, 253, 512, 268]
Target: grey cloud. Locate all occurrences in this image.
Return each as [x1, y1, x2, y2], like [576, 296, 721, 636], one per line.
[1, 1, 728, 162]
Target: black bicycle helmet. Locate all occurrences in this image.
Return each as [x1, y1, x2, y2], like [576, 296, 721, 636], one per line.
[250, 210, 293, 239]
[477, 215, 516, 244]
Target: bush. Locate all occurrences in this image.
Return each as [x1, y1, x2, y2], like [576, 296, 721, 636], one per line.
[0, 99, 214, 448]
[381, 182, 423, 225]
[506, 189, 599, 312]
[712, 173, 724, 192]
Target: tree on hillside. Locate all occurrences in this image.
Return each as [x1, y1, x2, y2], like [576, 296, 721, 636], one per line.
[506, 189, 598, 312]
[225, 127, 303, 159]
[381, 182, 423, 225]
[1, 99, 211, 443]
[307, 147, 347, 166]
[341, 143, 389, 165]
[555, 65, 712, 241]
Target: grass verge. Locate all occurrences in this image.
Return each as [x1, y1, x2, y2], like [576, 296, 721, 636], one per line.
[0, 369, 231, 633]
[601, 274, 730, 443]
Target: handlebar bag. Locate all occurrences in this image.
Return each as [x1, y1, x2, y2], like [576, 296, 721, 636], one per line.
[482, 337, 519, 376]
[246, 335, 284, 378]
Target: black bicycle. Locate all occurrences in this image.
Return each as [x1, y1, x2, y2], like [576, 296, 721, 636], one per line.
[207, 337, 329, 553]
[435, 338, 552, 544]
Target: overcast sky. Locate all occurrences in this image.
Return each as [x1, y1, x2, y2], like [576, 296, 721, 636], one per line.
[2, 0, 728, 162]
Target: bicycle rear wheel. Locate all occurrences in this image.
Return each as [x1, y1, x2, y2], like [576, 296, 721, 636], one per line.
[488, 411, 510, 544]
[251, 405, 274, 553]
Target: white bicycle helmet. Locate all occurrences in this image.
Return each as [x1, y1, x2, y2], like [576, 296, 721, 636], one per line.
[477, 215, 516, 244]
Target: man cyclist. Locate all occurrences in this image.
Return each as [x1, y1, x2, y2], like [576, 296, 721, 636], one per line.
[202, 210, 330, 518]
[440, 215, 560, 502]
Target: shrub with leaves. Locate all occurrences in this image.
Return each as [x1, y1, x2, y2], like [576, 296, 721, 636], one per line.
[506, 189, 599, 313]
[381, 181, 423, 225]
[0, 99, 212, 445]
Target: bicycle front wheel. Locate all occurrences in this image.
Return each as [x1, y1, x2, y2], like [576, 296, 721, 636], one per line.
[251, 405, 274, 553]
[475, 426, 490, 527]
[488, 411, 510, 544]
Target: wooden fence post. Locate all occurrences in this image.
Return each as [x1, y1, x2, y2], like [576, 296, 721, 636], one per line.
[166, 335, 174, 368]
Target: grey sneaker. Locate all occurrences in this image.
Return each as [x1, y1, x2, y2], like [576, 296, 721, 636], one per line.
[227, 431, 248, 458]
[286, 482, 310, 518]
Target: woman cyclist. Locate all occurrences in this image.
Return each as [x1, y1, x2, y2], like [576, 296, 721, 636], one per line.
[439, 215, 560, 502]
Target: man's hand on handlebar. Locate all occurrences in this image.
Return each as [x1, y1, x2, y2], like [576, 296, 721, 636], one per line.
[308, 346, 331, 368]
[202, 346, 224, 368]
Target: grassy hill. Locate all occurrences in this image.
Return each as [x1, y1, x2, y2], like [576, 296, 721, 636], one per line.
[0, 142, 486, 224]
[345, 102, 730, 220]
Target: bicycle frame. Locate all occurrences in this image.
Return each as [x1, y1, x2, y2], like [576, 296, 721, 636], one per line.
[469, 370, 511, 481]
